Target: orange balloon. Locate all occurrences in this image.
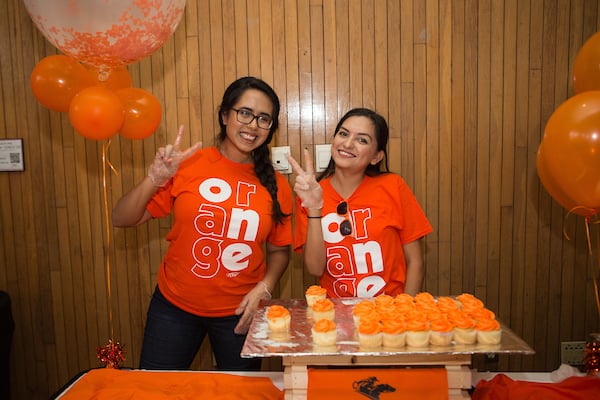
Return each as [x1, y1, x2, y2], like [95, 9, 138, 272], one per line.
[537, 142, 596, 216]
[69, 86, 125, 140]
[573, 32, 600, 94]
[537, 91, 600, 216]
[116, 88, 162, 140]
[30, 55, 95, 112]
[86, 66, 132, 91]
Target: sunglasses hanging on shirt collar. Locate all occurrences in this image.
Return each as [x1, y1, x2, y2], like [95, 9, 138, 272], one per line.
[337, 201, 352, 236]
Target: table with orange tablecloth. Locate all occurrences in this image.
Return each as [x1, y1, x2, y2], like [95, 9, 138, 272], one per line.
[242, 298, 535, 400]
[52, 368, 284, 400]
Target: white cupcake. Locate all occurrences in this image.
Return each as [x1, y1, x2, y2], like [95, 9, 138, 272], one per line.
[312, 319, 337, 346]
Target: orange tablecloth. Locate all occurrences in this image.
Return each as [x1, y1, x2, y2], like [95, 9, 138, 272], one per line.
[472, 373, 600, 400]
[58, 368, 283, 400]
[307, 367, 448, 399]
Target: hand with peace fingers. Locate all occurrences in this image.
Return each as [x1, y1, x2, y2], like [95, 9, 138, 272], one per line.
[148, 125, 203, 187]
[288, 148, 323, 210]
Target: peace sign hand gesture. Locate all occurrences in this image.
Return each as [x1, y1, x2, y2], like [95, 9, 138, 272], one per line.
[288, 148, 323, 210]
[148, 125, 202, 187]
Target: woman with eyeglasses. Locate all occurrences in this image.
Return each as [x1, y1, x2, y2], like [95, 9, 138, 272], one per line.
[112, 76, 292, 371]
[288, 108, 432, 298]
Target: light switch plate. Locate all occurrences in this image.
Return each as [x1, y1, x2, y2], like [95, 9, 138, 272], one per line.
[271, 146, 291, 174]
[315, 144, 331, 172]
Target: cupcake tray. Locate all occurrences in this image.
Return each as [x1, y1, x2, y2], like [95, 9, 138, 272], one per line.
[242, 298, 534, 399]
[241, 297, 534, 358]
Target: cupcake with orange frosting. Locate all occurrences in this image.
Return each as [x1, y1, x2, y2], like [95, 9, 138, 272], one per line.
[352, 299, 377, 327]
[312, 318, 337, 346]
[457, 293, 484, 314]
[414, 292, 439, 315]
[358, 318, 383, 348]
[305, 285, 327, 307]
[311, 298, 335, 321]
[381, 317, 407, 348]
[394, 293, 415, 306]
[448, 310, 477, 345]
[436, 296, 460, 313]
[394, 298, 417, 314]
[374, 294, 395, 308]
[375, 299, 397, 322]
[266, 304, 291, 333]
[404, 311, 430, 347]
[414, 292, 436, 306]
[476, 317, 502, 344]
[469, 307, 495, 322]
[429, 316, 454, 346]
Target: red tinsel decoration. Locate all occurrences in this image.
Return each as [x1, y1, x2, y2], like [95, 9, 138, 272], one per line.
[585, 334, 600, 376]
[96, 339, 126, 369]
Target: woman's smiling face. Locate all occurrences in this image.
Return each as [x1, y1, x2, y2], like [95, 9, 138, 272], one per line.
[331, 115, 384, 172]
[220, 88, 274, 162]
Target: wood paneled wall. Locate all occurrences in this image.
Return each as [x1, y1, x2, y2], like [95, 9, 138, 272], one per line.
[2, 0, 600, 398]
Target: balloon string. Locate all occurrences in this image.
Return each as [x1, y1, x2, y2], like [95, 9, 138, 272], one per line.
[101, 140, 119, 342]
[565, 208, 600, 319]
[594, 223, 600, 320]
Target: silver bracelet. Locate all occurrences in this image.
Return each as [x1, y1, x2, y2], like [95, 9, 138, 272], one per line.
[259, 281, 272, 299]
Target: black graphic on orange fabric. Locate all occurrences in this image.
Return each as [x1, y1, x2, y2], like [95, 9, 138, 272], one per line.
[353, 376, 396, 399]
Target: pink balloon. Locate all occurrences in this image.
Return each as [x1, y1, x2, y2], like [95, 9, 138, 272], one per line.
[23, 0, 185, 69]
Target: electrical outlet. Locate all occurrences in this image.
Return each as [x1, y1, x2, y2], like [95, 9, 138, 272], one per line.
[271, 146, 291, 174]
[561, 341, 586, 366]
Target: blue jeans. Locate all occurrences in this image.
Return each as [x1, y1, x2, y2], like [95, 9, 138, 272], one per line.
[139, 286, 261, 371]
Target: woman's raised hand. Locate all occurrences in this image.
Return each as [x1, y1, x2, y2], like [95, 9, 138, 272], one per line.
[288, 148, 323, 210]
[148, 125, 202, 187]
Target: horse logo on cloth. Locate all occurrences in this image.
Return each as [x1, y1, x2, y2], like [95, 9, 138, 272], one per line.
[353, 376, 396, 399]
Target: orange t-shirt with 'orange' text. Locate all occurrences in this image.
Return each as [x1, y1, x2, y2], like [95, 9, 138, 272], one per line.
[147, 147, 292, 316]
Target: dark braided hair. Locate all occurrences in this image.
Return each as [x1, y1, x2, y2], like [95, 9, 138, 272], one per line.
[317, 107, 390, 181]
[217, 76, 289, 224]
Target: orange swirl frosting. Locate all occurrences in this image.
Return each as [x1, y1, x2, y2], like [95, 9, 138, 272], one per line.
[475, 318, 500, 331]
[374, 294, 395, 307]
[267, 305, 289, 319]
[469, 307, 495, 321]
[405, 318, 428, 331]
[414, 292, 436, 304]
[358, 318, 382, 334]
[457, 293, 484, 313]
[448, 310, 476, 329]
[436, 296, 459, 312]
[313, 318, 336, 332]
[381, 318, 406, 334]
[426, 310, 446, 322]
[306, 285, 327, 296]
[394, 293, 415, 305]
[394, 301, 416, 313]
[378, 308, 400, 322]
[429, 317, 454, 333]
[353, 299, 376, 312]
[415, 301, 439, 314]
[312, 298, 334, 312]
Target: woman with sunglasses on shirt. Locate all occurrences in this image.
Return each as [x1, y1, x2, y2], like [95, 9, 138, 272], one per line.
[288, 108, 432, 298]
[112, 76, 292, 371]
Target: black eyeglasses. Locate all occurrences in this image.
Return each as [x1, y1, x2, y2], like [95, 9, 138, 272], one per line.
[337, 201, 352, 236]
[231, 108, 273, 130]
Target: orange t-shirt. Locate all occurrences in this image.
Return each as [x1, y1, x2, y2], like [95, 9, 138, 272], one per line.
[147, 147, 293, 316]
[294, 174, 432, 298]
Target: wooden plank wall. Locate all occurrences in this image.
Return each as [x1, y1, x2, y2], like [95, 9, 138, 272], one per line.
[1, 0, 600, 398]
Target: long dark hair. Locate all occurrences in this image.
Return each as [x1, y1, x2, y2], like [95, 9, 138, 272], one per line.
[317, 107, 390, 181]
[217, 76, 288, 224]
